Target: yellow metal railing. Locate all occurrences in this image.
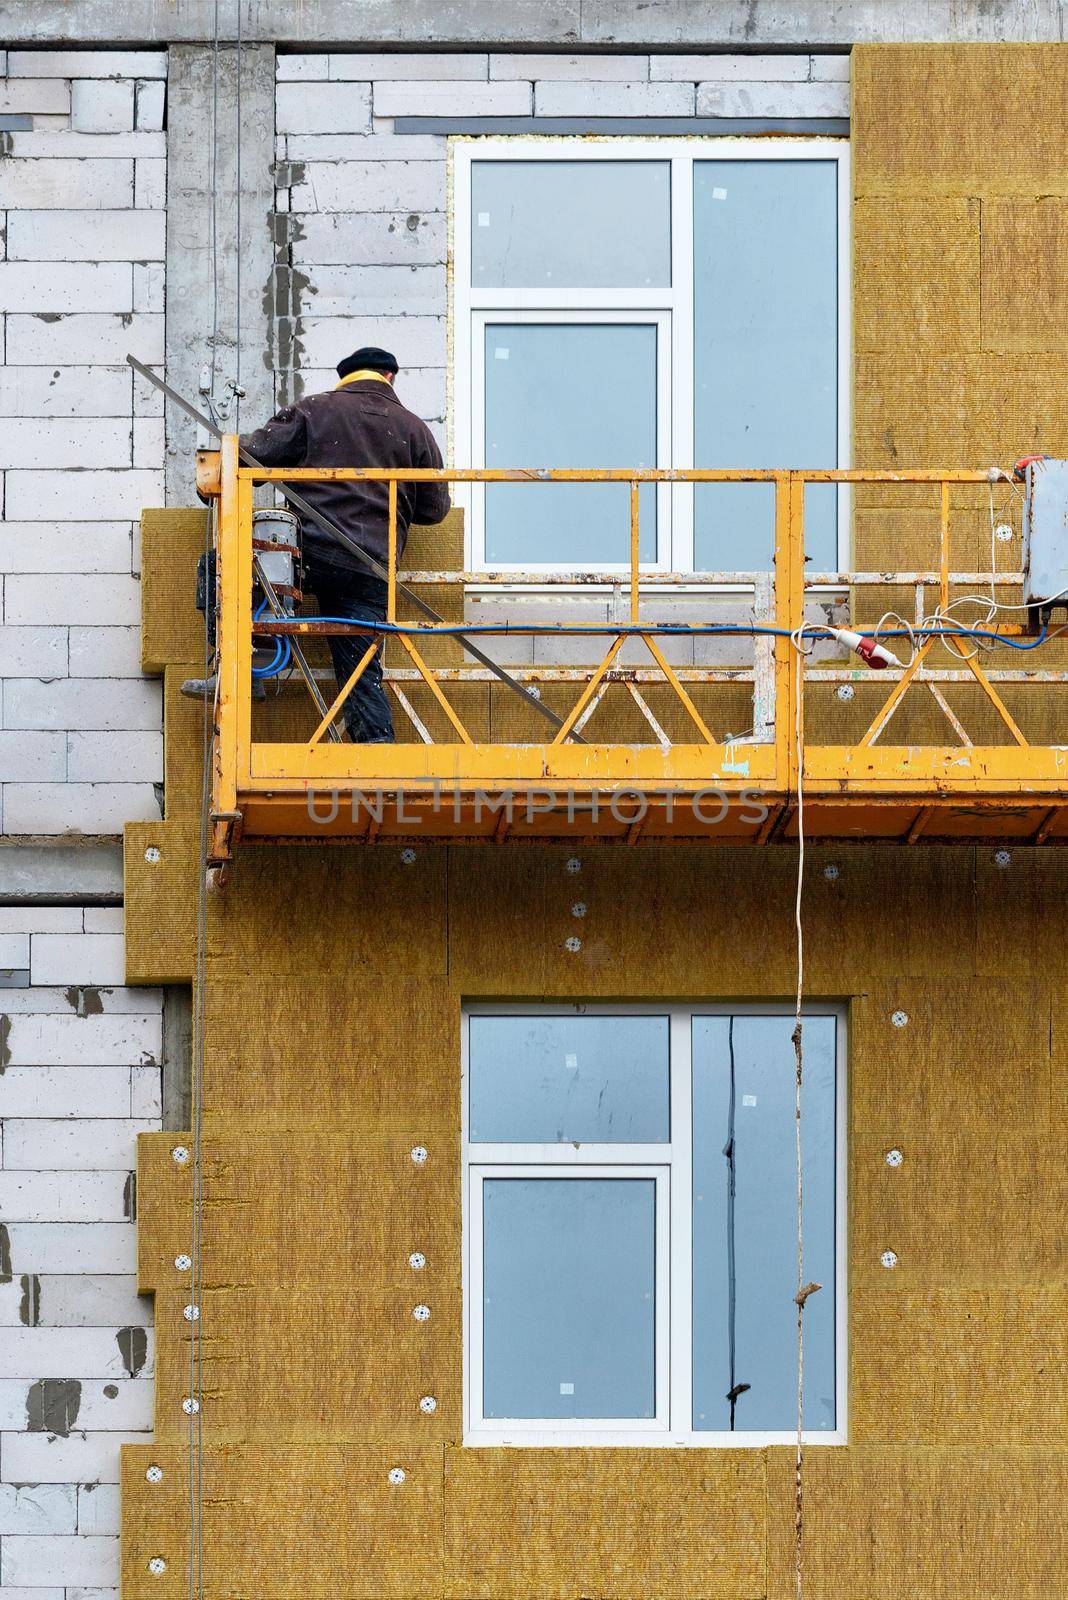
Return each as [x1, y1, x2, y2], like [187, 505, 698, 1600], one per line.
[201, 438, 1068, 851]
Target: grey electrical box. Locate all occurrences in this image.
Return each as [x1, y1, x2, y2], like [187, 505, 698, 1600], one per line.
[1022, 458, 1068, 624]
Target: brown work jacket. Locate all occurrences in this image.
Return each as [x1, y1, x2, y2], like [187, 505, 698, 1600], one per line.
[240, 378, 450, 581]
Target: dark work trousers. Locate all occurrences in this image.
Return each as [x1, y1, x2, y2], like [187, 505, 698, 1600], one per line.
[308, 568, 395, 743]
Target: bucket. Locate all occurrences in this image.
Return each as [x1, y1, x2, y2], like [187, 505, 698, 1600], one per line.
[252, 508, 302, 614]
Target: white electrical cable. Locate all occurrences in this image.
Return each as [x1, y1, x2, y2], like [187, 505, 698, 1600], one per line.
[868, 473, 1058, 665]
[788, 622, 816, 1600]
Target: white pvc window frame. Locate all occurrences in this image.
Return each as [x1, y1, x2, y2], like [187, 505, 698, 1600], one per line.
[468, 1163, 671, 1437]
[472, 308, 674, 572]
[450, 136, 852, 576]
[462, 1000, 848, 1449]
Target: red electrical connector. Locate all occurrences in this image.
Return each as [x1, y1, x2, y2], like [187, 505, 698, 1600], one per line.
[1013, 453, 1049, 481]
[829, 628, 903, 670]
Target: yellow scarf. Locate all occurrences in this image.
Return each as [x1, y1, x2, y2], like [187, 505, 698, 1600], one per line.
[335, 369, 393, 389]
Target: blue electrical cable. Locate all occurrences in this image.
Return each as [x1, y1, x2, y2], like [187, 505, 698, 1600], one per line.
[246, 604, 1051, 679]
[255, 616, 1052, 647]
[251, 598, 292, 678]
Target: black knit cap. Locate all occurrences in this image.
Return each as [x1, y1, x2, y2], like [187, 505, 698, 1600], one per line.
[337, 346, 399, 378]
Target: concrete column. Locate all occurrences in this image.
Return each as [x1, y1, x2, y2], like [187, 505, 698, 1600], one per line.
[165, 43, 276, 502]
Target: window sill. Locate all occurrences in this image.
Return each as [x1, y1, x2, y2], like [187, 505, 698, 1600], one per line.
[463, 1429, 847, 1448]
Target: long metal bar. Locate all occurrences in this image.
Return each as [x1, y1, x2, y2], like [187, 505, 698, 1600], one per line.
[952, 640, 1030, 746]
[398, 635, 474, 744]
[258, 662, 1068, 687]
[926, 682, 972, 747]
[858, 639, 935, 748]
[235, 469, 256, 789]
[255, 618, 779, 637]
[773, 476, 805, 794]
[939, 482, 951, 613]
[387, 479, 398, 623]
[626, 681, 672, 747]
[643, 633, 717, 745]
[125, 355, 582, 741]
[629, 482, 640, 624]
[306, 642, 377, 749]
[401, 569, 1027, 586]
[240, 466, 999, 484]
[550, 636, 626, 747]
[751, 572, 776, 742]
[215, 438, 241, 817]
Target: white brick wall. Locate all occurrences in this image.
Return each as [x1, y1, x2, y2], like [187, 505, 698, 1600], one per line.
[532, 80, 696, 115]
[0, 912, 161, 1598]
[275, 50, 849, 431]
[0, 49, 166, 841]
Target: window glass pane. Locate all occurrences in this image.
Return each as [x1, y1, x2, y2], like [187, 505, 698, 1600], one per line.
[691, 1014, 837, 1433]
[484, 322, 658, 565]
[469, 1014, 669, 1143]
[693, 161, 839, 570]
[482, 1176, 656, 1418]
[472, 160, 671, 288]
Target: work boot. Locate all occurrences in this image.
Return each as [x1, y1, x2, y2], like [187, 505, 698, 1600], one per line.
[180, 674, 216, 700]
[180, 674, 266, 701]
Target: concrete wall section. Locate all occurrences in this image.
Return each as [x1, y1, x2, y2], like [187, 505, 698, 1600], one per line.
[0, 909, 161, 1599]
[164, 45, 276, 503]
[6, 2, 1066, 45]
[0, 49, 166, 839]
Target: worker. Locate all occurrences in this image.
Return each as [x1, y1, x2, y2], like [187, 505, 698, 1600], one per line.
[183, 347, 450, 743]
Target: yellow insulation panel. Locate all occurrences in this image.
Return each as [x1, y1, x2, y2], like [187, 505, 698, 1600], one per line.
[851, 44, 1068, 198]
[140, 507, 207, 674]
[443, 1447, 767, 1598]
[151, 1285, 461, 1445]
[162, 665, 208, 819]
[850, 1133, 1068, 1289]
[203, 845, 449, 979]
[850, 979, 1052, 1134]
[853, 196, 981, 353]
[135, 1130, 459, 1293]
[120, 1441, 445, 1598]
[850, 1286, 1068, 1444]
[123, 820, 197, 986]
[981, 198, 1068, 353]
[766, 1446, 1068, 1598]
[198, 976, 459, 1130]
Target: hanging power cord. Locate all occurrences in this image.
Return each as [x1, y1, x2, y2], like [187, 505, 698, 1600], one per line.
[790, 623, 809, 1600]
[786, 624, 828, 1600]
